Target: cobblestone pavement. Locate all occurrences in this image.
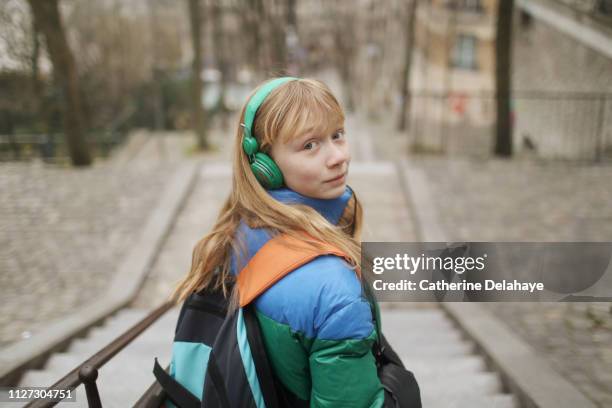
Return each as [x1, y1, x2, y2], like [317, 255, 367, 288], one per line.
[0, 132, 192, 348]
[366, 117, 612, 406]
[418, 157, 612, 407]
[414, 157, 612, 242]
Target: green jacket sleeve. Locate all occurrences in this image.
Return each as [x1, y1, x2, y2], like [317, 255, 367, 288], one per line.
[308, 303, 385, 408]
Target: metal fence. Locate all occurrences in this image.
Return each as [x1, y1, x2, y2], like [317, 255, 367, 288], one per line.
[409, 91, 612, 161]
[0, 131, 125, 163]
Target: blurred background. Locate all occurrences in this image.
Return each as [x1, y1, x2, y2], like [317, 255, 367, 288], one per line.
[1, 0, 612, 406]
[1, 0, 611, 163]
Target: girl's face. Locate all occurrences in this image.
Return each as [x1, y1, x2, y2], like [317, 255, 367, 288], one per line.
[270, 125, 350, 199]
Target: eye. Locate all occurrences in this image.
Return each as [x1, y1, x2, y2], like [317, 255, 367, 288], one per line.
[304, 140, 319, 150]
[332, 130, 345, 140]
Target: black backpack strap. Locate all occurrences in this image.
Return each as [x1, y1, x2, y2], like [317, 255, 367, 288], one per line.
[361, 278, 386, 361]
[361, 280, 422, 408]
[153, 358, 200, 408]
[243, 305, 281, 408]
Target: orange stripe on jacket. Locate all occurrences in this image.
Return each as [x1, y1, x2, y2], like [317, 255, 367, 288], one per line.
[237, 234, 356, 307]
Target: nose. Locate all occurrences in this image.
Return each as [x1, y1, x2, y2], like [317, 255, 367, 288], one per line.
[326, 141, 350, 168]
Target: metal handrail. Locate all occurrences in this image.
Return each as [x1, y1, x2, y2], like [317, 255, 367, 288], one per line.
[24, 301, 174, 408]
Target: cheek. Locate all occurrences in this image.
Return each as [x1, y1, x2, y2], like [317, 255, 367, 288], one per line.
[284, 160, 320, 184]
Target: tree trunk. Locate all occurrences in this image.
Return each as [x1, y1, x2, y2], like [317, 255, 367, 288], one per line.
[149, 1, 165, 131]
[27, 0, 92, 166]
[30, 15, 42, 105]
[30, 13, 47, 135]
[239, 0, 263, 75]
[187, 0, 209, 150]
[494, 0, 514, 157]
[330, 2, 356, 112]
[267, 0, 287, 72]
[286, 0, 296, 28]
[285, 0, 299, 75]
[397, 0, 418, 131]
[211, 0, 228, 118]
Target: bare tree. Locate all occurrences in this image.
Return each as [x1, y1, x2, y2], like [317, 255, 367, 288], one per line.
[266, 0, 287, 73]
[240, 0, 265, 75]
[187, 0, 209, 149]
[211, 0, 229, 116]
[286, 0, 296, 28]
[149, 0, 165, 131]
[68, 0, 181, 131]
[30, 12, 42, 105]
[240, 0, 262, 71]
[397, 0, 418, 131]
[330, 2, 356, 112]
[494, 0, 514, 157]
[285, 0, 300, 74]
[27, 0, 92, 166]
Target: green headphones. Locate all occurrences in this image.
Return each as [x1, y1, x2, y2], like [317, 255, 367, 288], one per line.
[242, 77, 298, 189]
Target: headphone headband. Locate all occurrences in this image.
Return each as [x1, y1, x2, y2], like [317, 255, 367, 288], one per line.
[241, 77, 298, 190]
[242, 77, 298, 140]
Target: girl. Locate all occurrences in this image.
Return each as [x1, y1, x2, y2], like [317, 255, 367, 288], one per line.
[173, 77, 385, 407]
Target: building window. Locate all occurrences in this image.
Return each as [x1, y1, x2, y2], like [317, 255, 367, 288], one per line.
[452, 34, 478, 70]
[446, 0, 483, 13]
[461, 0, 482, 12]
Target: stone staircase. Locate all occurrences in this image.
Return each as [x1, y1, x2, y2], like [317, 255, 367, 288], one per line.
[10, 305, 517, 408]
[11, 308, 178, 408]
[382, 307, 517, 408]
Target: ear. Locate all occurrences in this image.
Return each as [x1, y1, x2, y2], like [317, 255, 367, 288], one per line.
[266, 141, 280, 161]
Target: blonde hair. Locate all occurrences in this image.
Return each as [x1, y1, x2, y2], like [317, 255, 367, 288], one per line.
[172, 78, 363, 303]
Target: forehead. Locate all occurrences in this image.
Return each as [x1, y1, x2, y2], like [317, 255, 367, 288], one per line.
[280, 104, 344, 143]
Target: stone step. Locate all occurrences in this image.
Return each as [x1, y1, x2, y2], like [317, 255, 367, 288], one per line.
[381, 310, 458, 327]
[381, 308, 518, 407]
[65, 310, 150, 357]
[422, 393, 517, 408]
[387, 327, 463, 339]
[16, 305, 518, 407]
[380, 308, 452, 319]
[393, 341, 475, 358]
[388, 332, 466, 346]
[17, 310, 153, 386]
[419, 371, 502, 393]
[407, 355, 486, 376]
[17, 307, 179, 407]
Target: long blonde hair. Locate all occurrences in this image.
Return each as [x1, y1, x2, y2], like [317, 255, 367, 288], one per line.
[172, 78, 363, 303]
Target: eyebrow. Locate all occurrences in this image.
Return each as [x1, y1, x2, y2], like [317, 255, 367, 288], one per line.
[296, 125, 344, 140]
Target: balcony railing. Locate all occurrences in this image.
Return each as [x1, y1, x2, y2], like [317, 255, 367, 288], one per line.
[408, 90, 612, 161]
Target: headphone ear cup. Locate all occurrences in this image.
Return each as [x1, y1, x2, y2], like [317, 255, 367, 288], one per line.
[242, 135, 259, 155]
[251, 152, 284, 189]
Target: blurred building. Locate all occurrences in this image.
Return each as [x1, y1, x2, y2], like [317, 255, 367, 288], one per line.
[513, 0, 612, 159]
[411, 0, 498, 155]
[410, 0, 612, 160]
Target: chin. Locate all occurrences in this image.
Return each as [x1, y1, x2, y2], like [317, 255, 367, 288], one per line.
[291, 182, 347, 200]
[320, 184, 347, 199]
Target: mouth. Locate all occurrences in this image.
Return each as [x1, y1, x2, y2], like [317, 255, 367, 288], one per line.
[324, 172, 347, 184]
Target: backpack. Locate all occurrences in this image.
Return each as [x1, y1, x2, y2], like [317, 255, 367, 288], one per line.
[153, 234, 421, 408]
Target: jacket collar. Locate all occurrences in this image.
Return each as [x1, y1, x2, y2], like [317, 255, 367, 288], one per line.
[268, 186, 353, 225]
